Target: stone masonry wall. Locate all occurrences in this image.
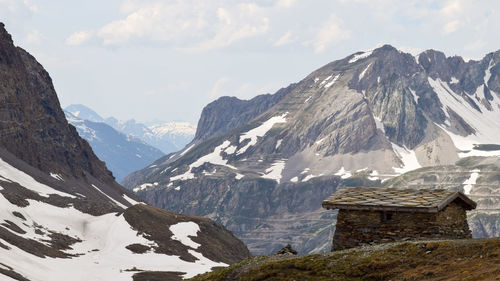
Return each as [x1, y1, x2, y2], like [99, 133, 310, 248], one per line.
[331, 202, 472, 250]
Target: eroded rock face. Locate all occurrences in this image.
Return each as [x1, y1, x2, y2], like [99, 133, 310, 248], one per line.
[194, 88, 291, 142]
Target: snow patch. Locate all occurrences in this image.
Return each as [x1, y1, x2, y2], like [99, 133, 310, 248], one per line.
[334, 167, 352, 179]
[428, 77, 500, 156]
[359, 63, 372, 80]
[302, 173, 324, 182]
[319, 75, 333, 86]
[261, 160, 286, 184]
[373, 115, 385, 133]
[349, 50, 374, 63]
[92, 184, 127, 209]
[133, 183, 154, 192]
[275, 139, 283, 149]
[224, 145, 237, 154]
[171, 141, 237, 182]
[180, 143, 196, 156]
[290, 176, 298, 183]
[0, 157, 75, 198]
[485, 60, 494, 86]
[324, 74, 340, 89]
[50, 173, 64, 181]
[368, 170, 379, 181]
[450, 77, 459, 84]
[122, 194, 141, 205]
[237, 113, 288, 155]
[235, 173, 244, 180]
[169, 222, 201, 249]
[409, 88, 419, 103]
[463, 169, 480, 195]
[304, 96, 312, 103]
[315, 137, 326, 145]
[391, 143, 422, 174]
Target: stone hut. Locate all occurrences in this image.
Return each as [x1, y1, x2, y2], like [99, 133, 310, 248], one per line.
[322, 187, 477, 251]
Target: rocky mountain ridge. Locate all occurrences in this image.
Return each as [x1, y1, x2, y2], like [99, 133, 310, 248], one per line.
[0, 22, 250, 280]
[124, 44, 500, 255]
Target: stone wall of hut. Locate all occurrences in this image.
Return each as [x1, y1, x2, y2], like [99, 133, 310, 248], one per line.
[331, 202, 472, 251]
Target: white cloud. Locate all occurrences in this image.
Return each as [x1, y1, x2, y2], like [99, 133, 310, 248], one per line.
[440, 0, 462, 17]
[309, 14, 350, 53]
[273, 31, 296, 46]
[192, 4, 269, 51]
[22, 0, 38, 12]
[95, 1, 268, 51]
[277, 0, 296, 8]
[209, 77, 230, 99]
[98, 1, 208, 45]
[65, 31, 93, 46]
[442, 20, 459, 34]
[440, 0, 463, 35]
[25, 30, 42, 44]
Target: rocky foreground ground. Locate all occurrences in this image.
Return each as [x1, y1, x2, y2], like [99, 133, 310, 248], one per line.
[189, 238, 500, 281]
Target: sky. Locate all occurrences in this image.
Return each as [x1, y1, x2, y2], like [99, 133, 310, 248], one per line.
[1, 0, 500, 124]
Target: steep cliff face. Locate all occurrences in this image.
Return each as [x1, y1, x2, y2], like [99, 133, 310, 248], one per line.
[0, 23, 117, 186]
[194, 88, 291, 142]
[125, 44, 500, 254]
[0, 23, 250, 280]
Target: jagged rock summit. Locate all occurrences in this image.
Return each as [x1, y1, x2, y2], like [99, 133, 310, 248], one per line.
[124, 43, 500, 255]
[0, 22, 250, 281]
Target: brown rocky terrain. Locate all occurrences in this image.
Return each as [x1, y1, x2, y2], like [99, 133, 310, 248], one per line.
[189, 238, 500, 281]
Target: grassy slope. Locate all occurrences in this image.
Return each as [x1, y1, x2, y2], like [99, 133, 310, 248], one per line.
[189, 238, 500, 281]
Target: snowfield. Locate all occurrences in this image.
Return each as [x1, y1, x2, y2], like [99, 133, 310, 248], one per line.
[169, 140, 237, 182]
[428, 77, 500, 157]
[237, 113, 288, 155]
[0, 158, 75, 199]
[0, 157, 227, 281]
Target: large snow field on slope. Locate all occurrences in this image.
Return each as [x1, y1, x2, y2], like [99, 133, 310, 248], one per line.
[0, 191, 226, 280]
[428, 77, 500, 157]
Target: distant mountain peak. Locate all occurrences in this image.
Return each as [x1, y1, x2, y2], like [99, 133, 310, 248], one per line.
[65, 104, 104, 123]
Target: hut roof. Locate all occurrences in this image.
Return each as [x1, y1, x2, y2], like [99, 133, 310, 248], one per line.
[322, 187, 476, 213]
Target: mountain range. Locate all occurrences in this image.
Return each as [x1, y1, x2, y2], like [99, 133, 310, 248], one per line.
[124, 44, 500, 255]
[64, 111, 165, 182]
[65, 104, 196, 154]
[0, 22, 249, 281]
